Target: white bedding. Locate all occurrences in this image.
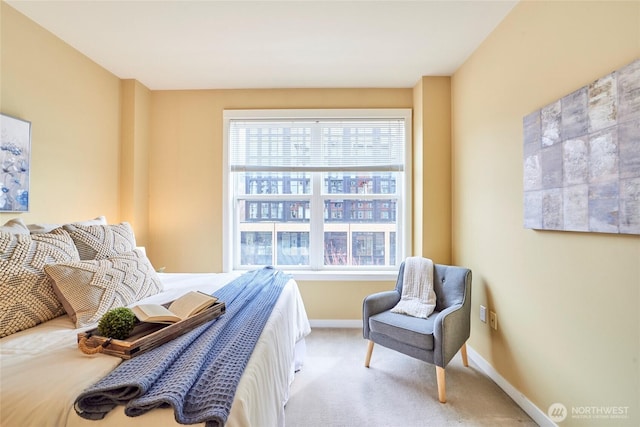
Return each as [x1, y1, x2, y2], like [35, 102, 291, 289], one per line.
[0, 272, 311, 427]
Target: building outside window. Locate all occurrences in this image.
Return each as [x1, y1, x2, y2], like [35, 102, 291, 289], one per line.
[224, 109, 411, 274]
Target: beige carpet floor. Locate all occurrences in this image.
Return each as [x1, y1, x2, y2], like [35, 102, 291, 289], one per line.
[284, 328, 538, 427]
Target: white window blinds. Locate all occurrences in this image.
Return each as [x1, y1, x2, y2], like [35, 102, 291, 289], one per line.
[229, 118, 406, 172]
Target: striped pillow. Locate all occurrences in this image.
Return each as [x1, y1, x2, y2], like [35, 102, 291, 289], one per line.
[0, 228, 80, 337]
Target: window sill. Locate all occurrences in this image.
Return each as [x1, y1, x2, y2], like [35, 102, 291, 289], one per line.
[284, 270, 398, 282]
[230, 268, 399, 282]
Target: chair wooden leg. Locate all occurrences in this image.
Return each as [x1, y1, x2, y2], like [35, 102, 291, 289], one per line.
[364, 340, 374, 367]
[436, 366, 446, 403]
[461, 342, 469, 367]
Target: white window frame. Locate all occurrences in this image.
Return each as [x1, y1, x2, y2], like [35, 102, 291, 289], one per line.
[222, 109, 412, 281]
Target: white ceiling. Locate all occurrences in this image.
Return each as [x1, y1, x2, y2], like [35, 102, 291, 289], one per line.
[7, 0, 518, 90]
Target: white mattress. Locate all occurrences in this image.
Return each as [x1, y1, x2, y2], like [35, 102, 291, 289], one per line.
[0, 272, 311, 427]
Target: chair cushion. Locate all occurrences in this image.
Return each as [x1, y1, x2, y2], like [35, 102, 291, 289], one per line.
[433, 264, 467, 311]
[369, 310, 438, 351]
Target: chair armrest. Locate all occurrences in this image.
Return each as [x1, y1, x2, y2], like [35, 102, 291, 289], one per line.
[362, 290, 400, 339]
[433, 302, 471, 368]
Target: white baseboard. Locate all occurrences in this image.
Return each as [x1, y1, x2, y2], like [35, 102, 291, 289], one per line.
[466, 345, 555, 427]
[309, 319, 362, 328]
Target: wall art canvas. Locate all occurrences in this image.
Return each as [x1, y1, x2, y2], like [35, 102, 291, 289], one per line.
[0, 114, 31, 212]
[523, 58, 640, 235]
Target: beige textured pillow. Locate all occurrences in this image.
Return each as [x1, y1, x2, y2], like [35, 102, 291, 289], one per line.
[0, 218, 30, 234]
[27, 215, 107, 234]
[44, 249, 164, 328]
[0, 228, 81, 337]
[64, 222, 136, 260]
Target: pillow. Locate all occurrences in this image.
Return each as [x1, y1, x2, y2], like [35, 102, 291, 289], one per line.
[64, 222, 136, 260]
[44, 249, 163, 328]
[0, 228, 81, 338]
[27, 215, 107, 234]
[0, 218, 30, 234]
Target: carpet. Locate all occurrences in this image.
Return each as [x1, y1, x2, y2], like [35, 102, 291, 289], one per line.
[284, 328, 537, 427]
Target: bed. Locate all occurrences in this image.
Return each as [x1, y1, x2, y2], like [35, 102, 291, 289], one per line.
[0, 218, 311, 427]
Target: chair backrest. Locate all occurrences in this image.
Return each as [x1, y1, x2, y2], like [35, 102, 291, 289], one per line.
[394, 261, 471, 312]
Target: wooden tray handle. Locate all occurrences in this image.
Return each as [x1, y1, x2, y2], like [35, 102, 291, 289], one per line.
[78, 336, 112, 355]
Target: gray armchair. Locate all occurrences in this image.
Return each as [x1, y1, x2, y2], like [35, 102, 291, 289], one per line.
[363, 261, 472, 403]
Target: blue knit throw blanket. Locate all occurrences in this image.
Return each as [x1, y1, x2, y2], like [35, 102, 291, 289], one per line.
[74, 267, 288, 426]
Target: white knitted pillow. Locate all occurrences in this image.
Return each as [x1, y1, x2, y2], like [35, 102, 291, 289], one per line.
[27, 215, 107, 234]
[0, 218, 30, 234]
[45, 249, 163, 328]
[64, 222, 136, 260]
[0, 228, 81, 337]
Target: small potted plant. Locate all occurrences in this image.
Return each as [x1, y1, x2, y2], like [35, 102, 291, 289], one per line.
[97, 307, 137, 340]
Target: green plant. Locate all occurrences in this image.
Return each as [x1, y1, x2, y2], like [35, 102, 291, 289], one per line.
[97, 307, 136, 339]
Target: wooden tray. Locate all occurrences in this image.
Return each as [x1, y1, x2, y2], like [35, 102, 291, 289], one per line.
[78, 301, 225, 359]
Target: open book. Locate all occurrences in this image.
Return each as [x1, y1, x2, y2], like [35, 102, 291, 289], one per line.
[132, 291, 218, 324]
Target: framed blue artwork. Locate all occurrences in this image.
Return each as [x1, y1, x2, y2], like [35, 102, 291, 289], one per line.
[0, 114, 31, 212]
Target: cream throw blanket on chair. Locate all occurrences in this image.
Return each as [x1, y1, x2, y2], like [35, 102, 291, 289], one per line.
[391, 257, 436, 318]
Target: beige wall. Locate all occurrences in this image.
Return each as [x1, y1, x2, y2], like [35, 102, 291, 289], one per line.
[412, 81, 425, 256]
[147, 85, 454, 319]
[415, 77, 451, 263]
[148, 89, 415, 319]
[0, 3, 122, 226]
[452, 1, 640, 424]
[120, 79, 151, 246]
[148, 87, 452, 319]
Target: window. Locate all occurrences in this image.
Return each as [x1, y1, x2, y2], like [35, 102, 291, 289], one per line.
[223, 109, 411, 275]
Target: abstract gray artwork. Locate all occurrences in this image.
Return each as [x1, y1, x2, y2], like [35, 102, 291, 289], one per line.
[523, 58, 640, 235]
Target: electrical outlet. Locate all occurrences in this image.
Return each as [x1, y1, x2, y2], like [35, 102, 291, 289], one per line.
[479, 305, 487, 323]
[489, 311, 498, 330]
